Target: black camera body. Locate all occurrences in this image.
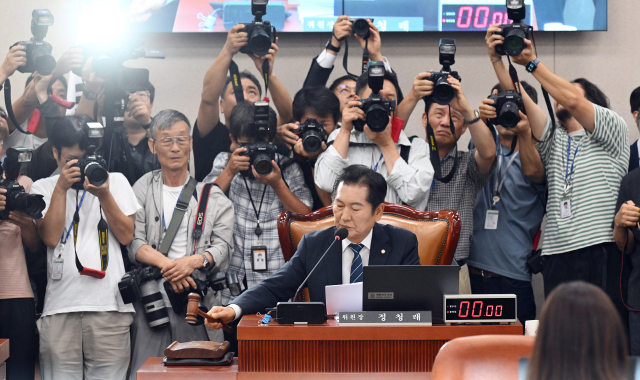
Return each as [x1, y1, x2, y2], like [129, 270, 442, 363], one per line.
[240, 140, 278, 176]
[427, 39, 461, 106]
[487, 90, 524, 129]
[348, 18, 374, 39]
[118, 265, 170, 329]
[11, 9, 56, 75]
[0, 148, 45, 221]
[353, 61, 396, 133]
[68, 151, 108, 190]
[164, 271, 246, 317]
[293, 118, 327, 154]
[494, 0, 531, 57]
[118, 265, 161, 304]
[238, 0, 276, 57]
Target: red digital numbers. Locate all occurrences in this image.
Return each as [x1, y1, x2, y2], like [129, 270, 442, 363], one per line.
[456, 6, 515, 29]
[459, 301, 470, 317]
[471, 301, 483, 317]
[496, 305, 503, 317]
[486, 305, 494, 317]
[456, 6, 473, 29]
[473, 6, 489, 29]
[458, 300, 505, 318]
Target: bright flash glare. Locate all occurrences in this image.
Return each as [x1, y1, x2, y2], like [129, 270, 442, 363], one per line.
[78, 1, 126, 45]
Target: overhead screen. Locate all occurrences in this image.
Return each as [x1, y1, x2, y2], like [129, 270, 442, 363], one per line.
[127, 0, 607, 33]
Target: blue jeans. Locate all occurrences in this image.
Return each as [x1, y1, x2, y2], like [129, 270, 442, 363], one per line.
[469, 272, 536, 327]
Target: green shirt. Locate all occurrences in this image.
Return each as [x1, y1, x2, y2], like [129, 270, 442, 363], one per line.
[537, 104, 629, 255]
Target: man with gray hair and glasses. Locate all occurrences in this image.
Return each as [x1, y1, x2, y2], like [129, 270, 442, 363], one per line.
[127, 109, 235, 378]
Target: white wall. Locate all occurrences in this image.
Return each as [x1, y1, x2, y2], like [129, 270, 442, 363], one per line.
[2, 0, 639, 147]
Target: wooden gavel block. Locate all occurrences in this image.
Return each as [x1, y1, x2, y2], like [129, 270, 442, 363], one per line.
[185, 293, 234, 333]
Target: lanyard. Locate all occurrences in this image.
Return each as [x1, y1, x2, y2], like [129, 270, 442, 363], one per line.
[565, 136, 582, 193]
[162, 187, 185, 232]
[71, 189, 108, 279]
[491, 150, 519, 207]
[242, 176, 268, 238]
[371, 153, 384, 172]
[62, 190, 87, 244]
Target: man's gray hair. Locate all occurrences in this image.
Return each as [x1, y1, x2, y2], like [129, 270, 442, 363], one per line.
[150, 109, 191, 138]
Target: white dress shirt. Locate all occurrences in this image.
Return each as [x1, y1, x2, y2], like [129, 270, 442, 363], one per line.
[316, 49, 393, 72]
[314, 129, 434, 211]
[637, 140, 640, 167]
[341, 229, 373, 284]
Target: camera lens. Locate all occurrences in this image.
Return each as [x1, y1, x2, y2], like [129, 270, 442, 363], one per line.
[353, 19, 371, 39]
[504, 28, 526, 56]
[253, 154, 273, 176]
[302, 131, 323, 154]
[433, 76, 455, 105]
[498, 100, 521, 129]
[365, 104, 389, 133]
[10, 191, 46, 219]
[139, 281, 170, 330]
[84, 162, 108, 187]
[92, 56, 117, 78]
[249, 26, 272, 57]
[34, 54, 56, 76]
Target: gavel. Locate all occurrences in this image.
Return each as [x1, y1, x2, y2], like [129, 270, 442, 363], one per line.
[185, 293, 234, 333]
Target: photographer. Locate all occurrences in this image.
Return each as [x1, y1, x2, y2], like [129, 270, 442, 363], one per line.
[127, 110, 234, 378]
[194, 24, 292, 181]
[30, 115, 140, 379]
[467, 87, 546, 326]
[628, 86, 640, 172]
[315, 68, 433, 211]
[0, 113, 41, 380]
[488, 25, 630, 319]
[277, 86, 341, 210]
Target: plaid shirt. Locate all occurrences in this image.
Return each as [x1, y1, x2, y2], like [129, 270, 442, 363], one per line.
[204, 152, 313, 305]
[425, 148, 495, 261]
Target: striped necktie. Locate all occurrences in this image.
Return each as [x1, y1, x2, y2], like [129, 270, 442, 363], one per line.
[349, 243, 365, 283]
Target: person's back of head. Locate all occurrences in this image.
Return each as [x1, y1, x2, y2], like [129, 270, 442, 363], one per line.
[630, 86, 640, 115]
[49, 114, 95, 157]
[292, 86, 341, 126]
[571, 78, 610, 109]
[528, 281, 627, 380]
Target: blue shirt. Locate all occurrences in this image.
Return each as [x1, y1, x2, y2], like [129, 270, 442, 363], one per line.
[467, 143, 546, 281]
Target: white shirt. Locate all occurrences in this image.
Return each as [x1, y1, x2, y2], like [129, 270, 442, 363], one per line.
[229, 228, 375, 320]
[316, 49, 393, 72]
[341, 229, 373, 284]
[314, 129, 434, 211]
[162, 184, 189, 261]
[636, 140, 640, 167]
[6, 120, 47, 150]
[31, 172, 141, 317]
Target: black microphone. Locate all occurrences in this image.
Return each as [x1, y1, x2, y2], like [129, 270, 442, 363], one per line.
[276, 227, 349, 324]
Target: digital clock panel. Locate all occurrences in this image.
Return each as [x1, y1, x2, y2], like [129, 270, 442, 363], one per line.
[444, 294, 517, 323]
[440, 1, 532, 32]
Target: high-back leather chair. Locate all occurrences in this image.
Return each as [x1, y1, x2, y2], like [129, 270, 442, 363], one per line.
[277, 203, 461, 265]
[431, 335, 536, 380]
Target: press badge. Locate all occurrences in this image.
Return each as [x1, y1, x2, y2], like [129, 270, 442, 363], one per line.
[560, 197, 572, 219]
[52, 243, 65, 280]
[484, 210, 499, 230]
[251, 246, 268, 271]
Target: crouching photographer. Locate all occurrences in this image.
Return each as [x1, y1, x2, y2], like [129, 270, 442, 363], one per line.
[30, 115, 141, 380]
[126, 110, 234, 379]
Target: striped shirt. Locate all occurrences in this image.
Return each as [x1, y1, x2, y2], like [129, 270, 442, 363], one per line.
[536, 104, 629, 256]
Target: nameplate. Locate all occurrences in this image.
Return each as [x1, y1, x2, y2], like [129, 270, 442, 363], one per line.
[337, 311, 432, 326]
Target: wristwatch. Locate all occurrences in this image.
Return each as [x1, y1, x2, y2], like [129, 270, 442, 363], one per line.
[198, 252, 211, 270]
[464, 110, 482, 125]
[325, 37, 340, 53]
[526, 58, 540, 73]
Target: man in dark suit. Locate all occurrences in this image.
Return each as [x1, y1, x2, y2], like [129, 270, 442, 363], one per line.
[206, 165, 420, 327]
[629, 87, 640, 172]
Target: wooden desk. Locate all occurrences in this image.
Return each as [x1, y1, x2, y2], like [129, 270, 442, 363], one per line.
[136, 357, 238, 380]
[0, 339, 9, 380]
[238, 315, 522, 373]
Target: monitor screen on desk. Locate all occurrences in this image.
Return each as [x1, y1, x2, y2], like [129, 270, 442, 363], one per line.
[362, 265, 459, 324]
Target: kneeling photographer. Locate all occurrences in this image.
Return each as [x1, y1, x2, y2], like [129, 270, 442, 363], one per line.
[126, 110, 234, 379]
[314, 62, 433, 211]
[30, 115, 141, 380]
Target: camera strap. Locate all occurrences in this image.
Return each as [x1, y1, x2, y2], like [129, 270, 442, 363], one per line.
[341, 38, 368, 81]
[3, 79, 31, 134]
[242, 176, 267, 239]
[70, 189, 108, 279]
[424, 107, 458, 183]
[191, 183, 214, 253]
[158, 177, 198, 256]
[228, 60, 245, 104]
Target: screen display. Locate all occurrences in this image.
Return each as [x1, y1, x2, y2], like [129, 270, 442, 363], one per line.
[445, 296, 517, 322]
[93, 0, 606, 33]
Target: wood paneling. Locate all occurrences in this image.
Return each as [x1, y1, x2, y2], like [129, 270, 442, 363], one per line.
[136, 357, 238, 380]
[0, 340, 8, 366]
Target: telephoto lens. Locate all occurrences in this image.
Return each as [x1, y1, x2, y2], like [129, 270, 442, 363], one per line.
[139, 281, 170, 329]
[253, 154, 273, 175]
[84, 161, 108, 187]
[487, 90, 524, 129]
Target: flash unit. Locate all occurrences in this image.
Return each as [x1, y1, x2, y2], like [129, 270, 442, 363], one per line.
[87, 122, 105, 138]
[32, 9, 54, 26]
[438, 38, 457, 66]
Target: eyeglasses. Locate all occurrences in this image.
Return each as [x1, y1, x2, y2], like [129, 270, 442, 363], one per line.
[127, 91, 150, 102]
[154, 135, 190, 148]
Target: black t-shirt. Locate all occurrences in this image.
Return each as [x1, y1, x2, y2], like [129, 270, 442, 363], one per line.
[20, 140, 58, 182]
[615, 168, 640, 308]
[298, 158, 324, 211]
[193, 120, 231, 182]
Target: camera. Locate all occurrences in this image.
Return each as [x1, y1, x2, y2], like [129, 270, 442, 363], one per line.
[353, 61, 396, 133]
[293, 118, 327, 154]
[487, 90, 524, 129]
[494, 0, 531, 57]
[0, 148, 46, 221]
[10, 10, 56, 75]
[348, 18, 374, 39]
[66, 123, 108, 190]
[427, 39, 462, 106]
[238, 0, 276, 57]
[240, 140, 278, 176]
[164, 271, 246, 316]
[252, 100, 271, 140]
[118, 265, 170, 329]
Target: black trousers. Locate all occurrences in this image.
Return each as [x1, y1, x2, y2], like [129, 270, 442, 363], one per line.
[0, 298, 36, 380]
[542, 242, 630, 331]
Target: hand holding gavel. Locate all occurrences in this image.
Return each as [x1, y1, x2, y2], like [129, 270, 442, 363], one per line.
[185, 293, 234, 333]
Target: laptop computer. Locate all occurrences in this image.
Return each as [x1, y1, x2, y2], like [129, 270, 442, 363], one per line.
[362, 265, 459, 323]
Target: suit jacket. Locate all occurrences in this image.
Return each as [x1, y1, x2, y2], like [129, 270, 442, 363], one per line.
[302, 55, 333, 89]
[630, 141, 639, 173]
[233, 223, 420, 314]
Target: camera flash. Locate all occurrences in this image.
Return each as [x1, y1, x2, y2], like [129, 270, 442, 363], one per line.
[370, 66, 384, 76]
[17, 151, 32, 163]
[87, 122, 105, 138]
[507, 0, 524, 9]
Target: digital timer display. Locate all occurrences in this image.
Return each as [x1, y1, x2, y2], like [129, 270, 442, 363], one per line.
[444, 294, 517, 323]
[440, 4, 532, 31]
